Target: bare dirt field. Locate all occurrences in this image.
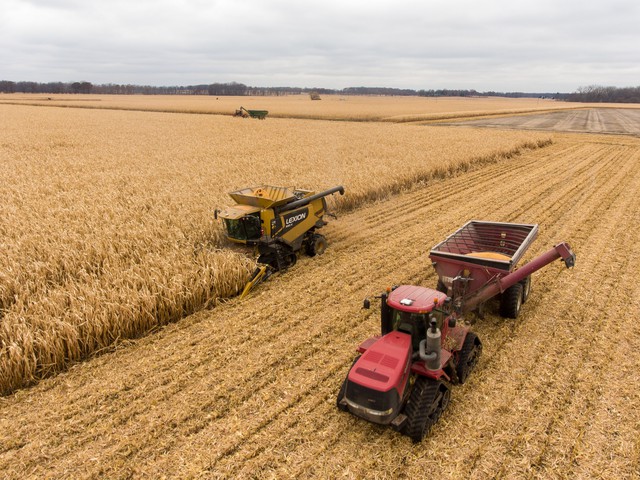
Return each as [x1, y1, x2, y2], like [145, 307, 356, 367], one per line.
[451, 108, 640, 136]
[1, 131, 639, 478]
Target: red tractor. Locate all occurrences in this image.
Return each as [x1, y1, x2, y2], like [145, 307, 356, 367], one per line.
[337, 221, 576, 442]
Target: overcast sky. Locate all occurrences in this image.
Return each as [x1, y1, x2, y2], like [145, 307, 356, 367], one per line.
[1, 0, 639, 92]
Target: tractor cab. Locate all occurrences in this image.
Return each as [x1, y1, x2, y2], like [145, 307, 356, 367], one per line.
[339, 285, 450, 426]
[385, 285, 447, 351]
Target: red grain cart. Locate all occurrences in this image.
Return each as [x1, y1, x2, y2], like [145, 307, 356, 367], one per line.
[430, 220, 575, 318]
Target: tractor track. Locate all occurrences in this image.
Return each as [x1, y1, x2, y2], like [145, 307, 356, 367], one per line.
[531, 233, 638, 477]
[527, 187, 640, 477]
[478, 159, 640, 478]
[449, 141, 640, 479]
[1, 134, 640, 478]
[215, 137, 640, 478]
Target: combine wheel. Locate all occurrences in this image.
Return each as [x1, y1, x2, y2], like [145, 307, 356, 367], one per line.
[257, 253, 279, 270]
[286, 253, 297, 268]
[403, 377, 449, 442]
[520, 276, 532, 303]
[500, 282, 523, 319]
[456, 332, 482, 384]
[306, 234, 327, 257]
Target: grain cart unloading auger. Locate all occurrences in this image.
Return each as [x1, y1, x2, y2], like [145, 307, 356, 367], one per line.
[215, 185, 344, 298]
[337, 221, 576, 442]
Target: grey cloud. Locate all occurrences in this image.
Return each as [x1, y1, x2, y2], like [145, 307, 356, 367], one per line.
[1, 0, 639, 91]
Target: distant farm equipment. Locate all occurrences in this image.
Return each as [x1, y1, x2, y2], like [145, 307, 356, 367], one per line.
[233, 106, 269, 119]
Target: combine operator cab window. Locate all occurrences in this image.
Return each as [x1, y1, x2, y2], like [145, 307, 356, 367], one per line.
[224, 214, 261, 241]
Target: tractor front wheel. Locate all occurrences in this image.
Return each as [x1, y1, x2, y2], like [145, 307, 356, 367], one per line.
[500, 282, 523, 318]
[403, 377, 449, 442]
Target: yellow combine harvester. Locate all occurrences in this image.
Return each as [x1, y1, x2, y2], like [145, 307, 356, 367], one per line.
[215, 185, 344, 297]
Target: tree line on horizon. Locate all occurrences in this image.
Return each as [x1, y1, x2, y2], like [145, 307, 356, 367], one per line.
[0, 80, 638, 102]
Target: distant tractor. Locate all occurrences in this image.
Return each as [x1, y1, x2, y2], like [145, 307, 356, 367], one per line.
[337, 221, 576, 441]
[233, 106, 269, 119]
[216, 185, 344, 297]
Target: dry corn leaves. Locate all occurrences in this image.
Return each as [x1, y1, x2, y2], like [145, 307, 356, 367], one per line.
[0, 101, 639, 479]
[0, 103, 548, 394]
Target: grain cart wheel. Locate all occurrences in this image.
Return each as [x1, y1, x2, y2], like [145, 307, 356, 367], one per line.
[306, 234, 327, 257]
[456, 332, 482, 384]
[500, 282, 523, 319]
[520, 276, 532, 304]
[403, 377, 449, 442]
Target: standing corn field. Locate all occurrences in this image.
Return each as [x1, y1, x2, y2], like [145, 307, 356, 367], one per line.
[0, 101, 550, 394]
[1, 129, 639, 478]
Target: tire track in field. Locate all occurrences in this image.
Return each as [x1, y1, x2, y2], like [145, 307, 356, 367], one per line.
[446, 142, 640, 479]
[2, 136, 640, 478]
[176, 140, 636, 476]
[481, 158, 640, 478]
[531, 192, 640, 478]
[531, 206, 640, 478]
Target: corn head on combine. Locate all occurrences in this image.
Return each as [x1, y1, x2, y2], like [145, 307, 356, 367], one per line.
[216, 185, 344, 297]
